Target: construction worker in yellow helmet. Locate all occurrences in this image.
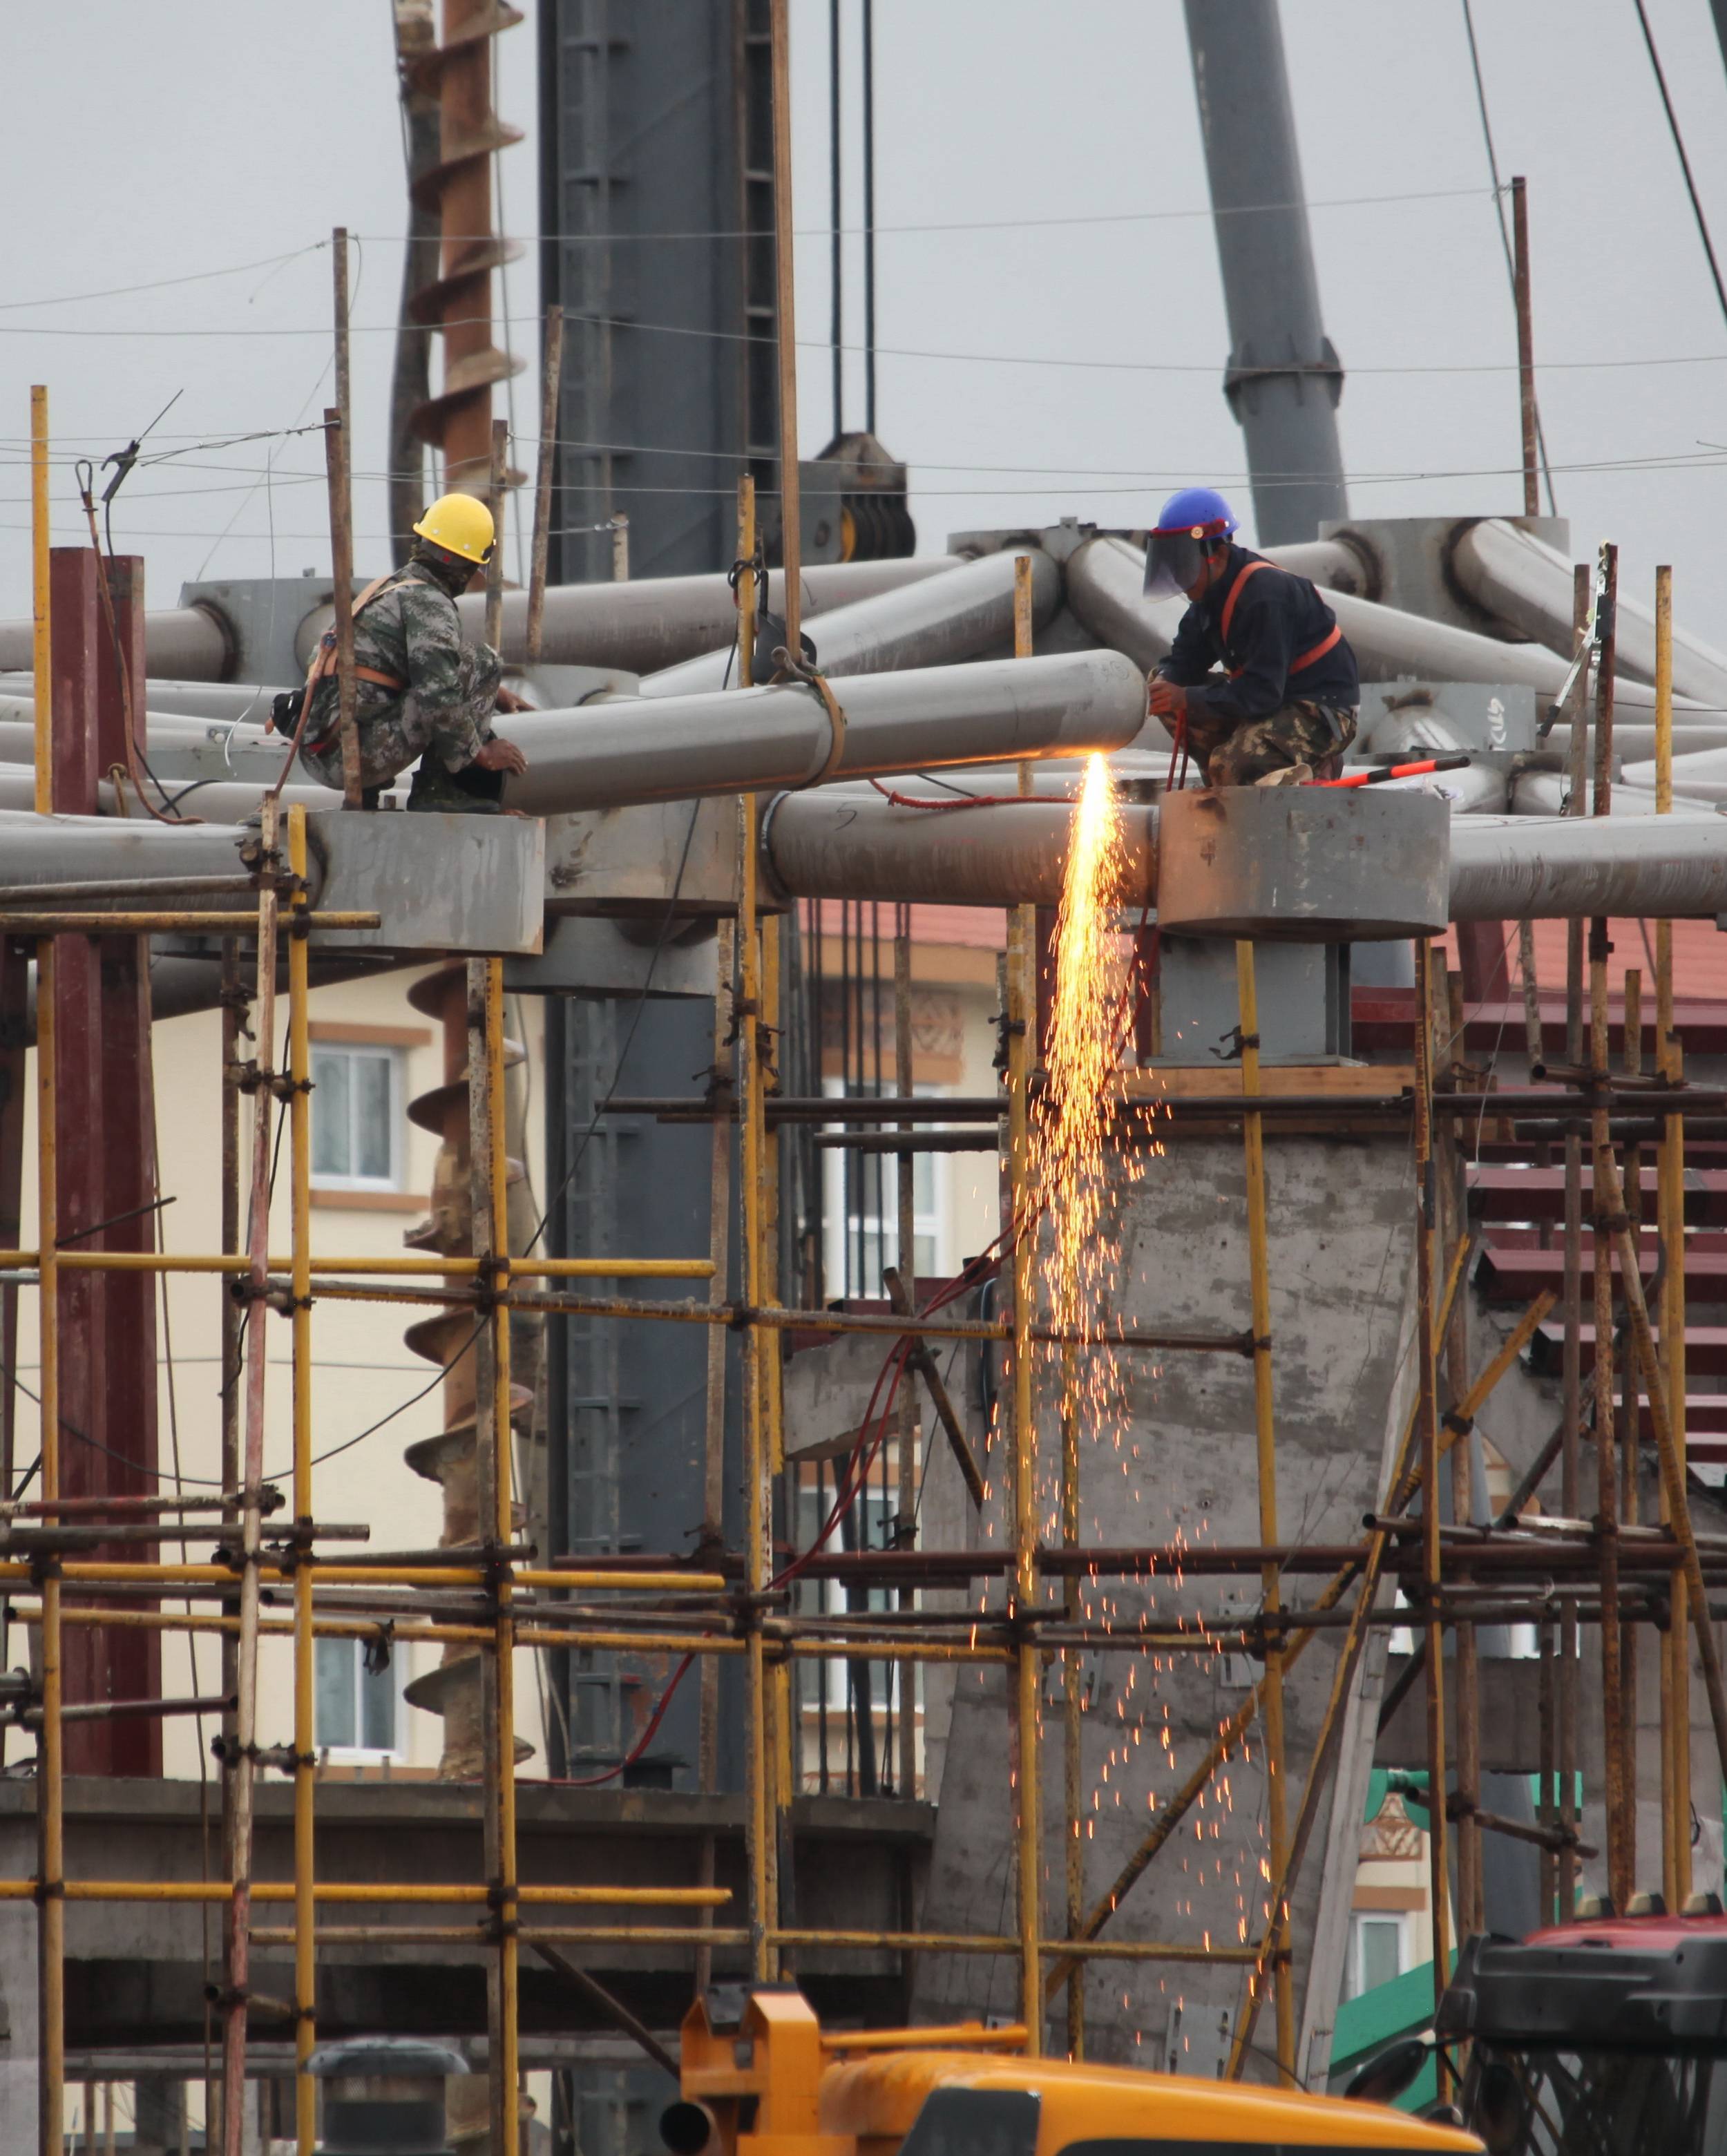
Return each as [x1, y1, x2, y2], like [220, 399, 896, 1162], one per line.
[293, 491, 531, 812]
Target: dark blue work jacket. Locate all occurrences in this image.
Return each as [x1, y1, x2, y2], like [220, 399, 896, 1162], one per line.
[1158, 544, 1359, 727]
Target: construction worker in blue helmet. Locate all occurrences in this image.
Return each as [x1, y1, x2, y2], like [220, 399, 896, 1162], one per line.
[1143, 486, 1358, 786]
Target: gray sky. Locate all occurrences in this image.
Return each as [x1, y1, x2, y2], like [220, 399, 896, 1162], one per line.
[5, 1, 1727, 647]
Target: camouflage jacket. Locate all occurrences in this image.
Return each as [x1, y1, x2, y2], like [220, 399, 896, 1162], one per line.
[305, 561, 499, 777]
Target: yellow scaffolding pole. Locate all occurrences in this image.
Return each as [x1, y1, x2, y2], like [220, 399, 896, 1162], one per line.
[1233, 940, 1294, 2083]
[287, 806, 317, 2156]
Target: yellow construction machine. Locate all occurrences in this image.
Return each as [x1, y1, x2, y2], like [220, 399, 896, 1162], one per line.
[660, 1987, 1482, 2156]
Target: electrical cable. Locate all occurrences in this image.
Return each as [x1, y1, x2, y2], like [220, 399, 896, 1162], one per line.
[1458, 0, 1559, 516]
[1632, 0, 1727, 334]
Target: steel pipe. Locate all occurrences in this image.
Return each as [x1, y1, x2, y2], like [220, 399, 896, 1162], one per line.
[1621, 746, 1727, 799]
[763, 790, 1155, 908]
[638, 546, 1060, 699]
[1449, 814, 1727, 920]
[451, 556, 957, 673]
[0, 605, 231, 682]
[1072, 536, 1679, 709]
[495, 649, 1147, 816]
[1451, 519, 1727, 705]
[763, 786, 1727, 924]
[1507, 772, 1719, 819]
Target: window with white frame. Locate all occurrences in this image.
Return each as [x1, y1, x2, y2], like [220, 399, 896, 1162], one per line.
[311, 1042, 404, 1191]
[315, 1634, 403, 1759]
[821, 1080, 950, 1298]
[1345, 1910, 1411, 1999]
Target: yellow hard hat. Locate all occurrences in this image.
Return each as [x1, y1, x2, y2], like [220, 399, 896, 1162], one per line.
[412, 492, 495, 566]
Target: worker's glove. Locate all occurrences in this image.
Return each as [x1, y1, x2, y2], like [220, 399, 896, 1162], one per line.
[1145, 676, 1187, 722]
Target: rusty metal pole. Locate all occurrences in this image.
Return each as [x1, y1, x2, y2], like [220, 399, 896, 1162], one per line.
[1653, 562, 1691, 1909]
[769, 0, 802, 642]
[1511, 177, 1538, 519]
[893, 910, 917, 1803]
[734, 477, 776, 1981]
[322, 401, 362, 811]
[526, 306, 563, 663]
[1006, 555, 1043, 2050]
[1437, 964, 1483, 1940]
[1413, 935, 1452, 2098]
[31, 385, 62, 2156]
[486, 417, 508, 652]
[1558, 560, 1592, 1920]
[1586, 542, 1632, 1911]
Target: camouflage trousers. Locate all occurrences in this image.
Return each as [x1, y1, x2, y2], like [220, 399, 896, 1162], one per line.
[300, 672, 500, 802]
[1183, 698, 1357, 787]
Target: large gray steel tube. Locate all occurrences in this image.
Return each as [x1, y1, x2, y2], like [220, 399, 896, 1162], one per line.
[763, 790, 1156, 909]
[1185, 0, 1347, 542]
[446, 555, 959, 673]
[638, 546, 1061, 699]
[0, 606, 231, 682]
[1450, 814, 1727, 918]
[1065, 535, 1187, 670]
[496, 649, 1147, 817]
[1072, 535, 1683, 710]
[1451, 519, 1727, 704]
[0, 811, 267, 890]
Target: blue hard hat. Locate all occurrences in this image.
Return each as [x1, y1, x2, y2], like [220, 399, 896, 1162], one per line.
[1150, 486, 1237, 538]
[1144, 488, 1237, 600]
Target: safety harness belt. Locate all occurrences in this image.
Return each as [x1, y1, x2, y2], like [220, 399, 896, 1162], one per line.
[302, 572, 411, 754]
[1218, 559, 1342, 680]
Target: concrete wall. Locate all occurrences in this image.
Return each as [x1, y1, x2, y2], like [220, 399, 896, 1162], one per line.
[913, 1125, 1418, 2077]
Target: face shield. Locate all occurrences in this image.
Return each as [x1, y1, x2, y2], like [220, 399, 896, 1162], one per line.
[1143, 528, 1208, 602]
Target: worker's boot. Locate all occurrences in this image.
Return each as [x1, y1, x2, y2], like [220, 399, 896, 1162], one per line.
[405, 755, 504, 814]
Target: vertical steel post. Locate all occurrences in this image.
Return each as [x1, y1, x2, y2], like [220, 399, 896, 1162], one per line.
[287, 809, 316, 2156]
[323, 401, 361, 811]
[1587, 542, 1632, 1909]
[32, 390, 61, 2149]
[1412, 935, 1452, 2097]
[527, 306, 564, 663]
[1436, 963, 1482, 1940]
[1006, 555, 1042, 2050]
[735, 477, 776, 1978]
[486, 417, 508, 652]
[1558, 560, 1592, 1921]
[1654, 562, 1690, 1908]
[30, 389, 50, 818]
[471, 956, 521, 2149]
[893, 912, 917, 1801]
[221, 801, 282, 2156]
[769, 0, 802, 620]
[1234, 940, 1293, 2081]
[696, 915, 735, 1997]
[1511, 178, 1538, 519]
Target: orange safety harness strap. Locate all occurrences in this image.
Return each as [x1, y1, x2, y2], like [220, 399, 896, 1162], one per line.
[1218, 558, 1343, 680]
[302, 573, 411, 752]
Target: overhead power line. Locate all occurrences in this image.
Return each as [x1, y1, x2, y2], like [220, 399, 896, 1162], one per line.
[1632, 0, 1727, 332]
